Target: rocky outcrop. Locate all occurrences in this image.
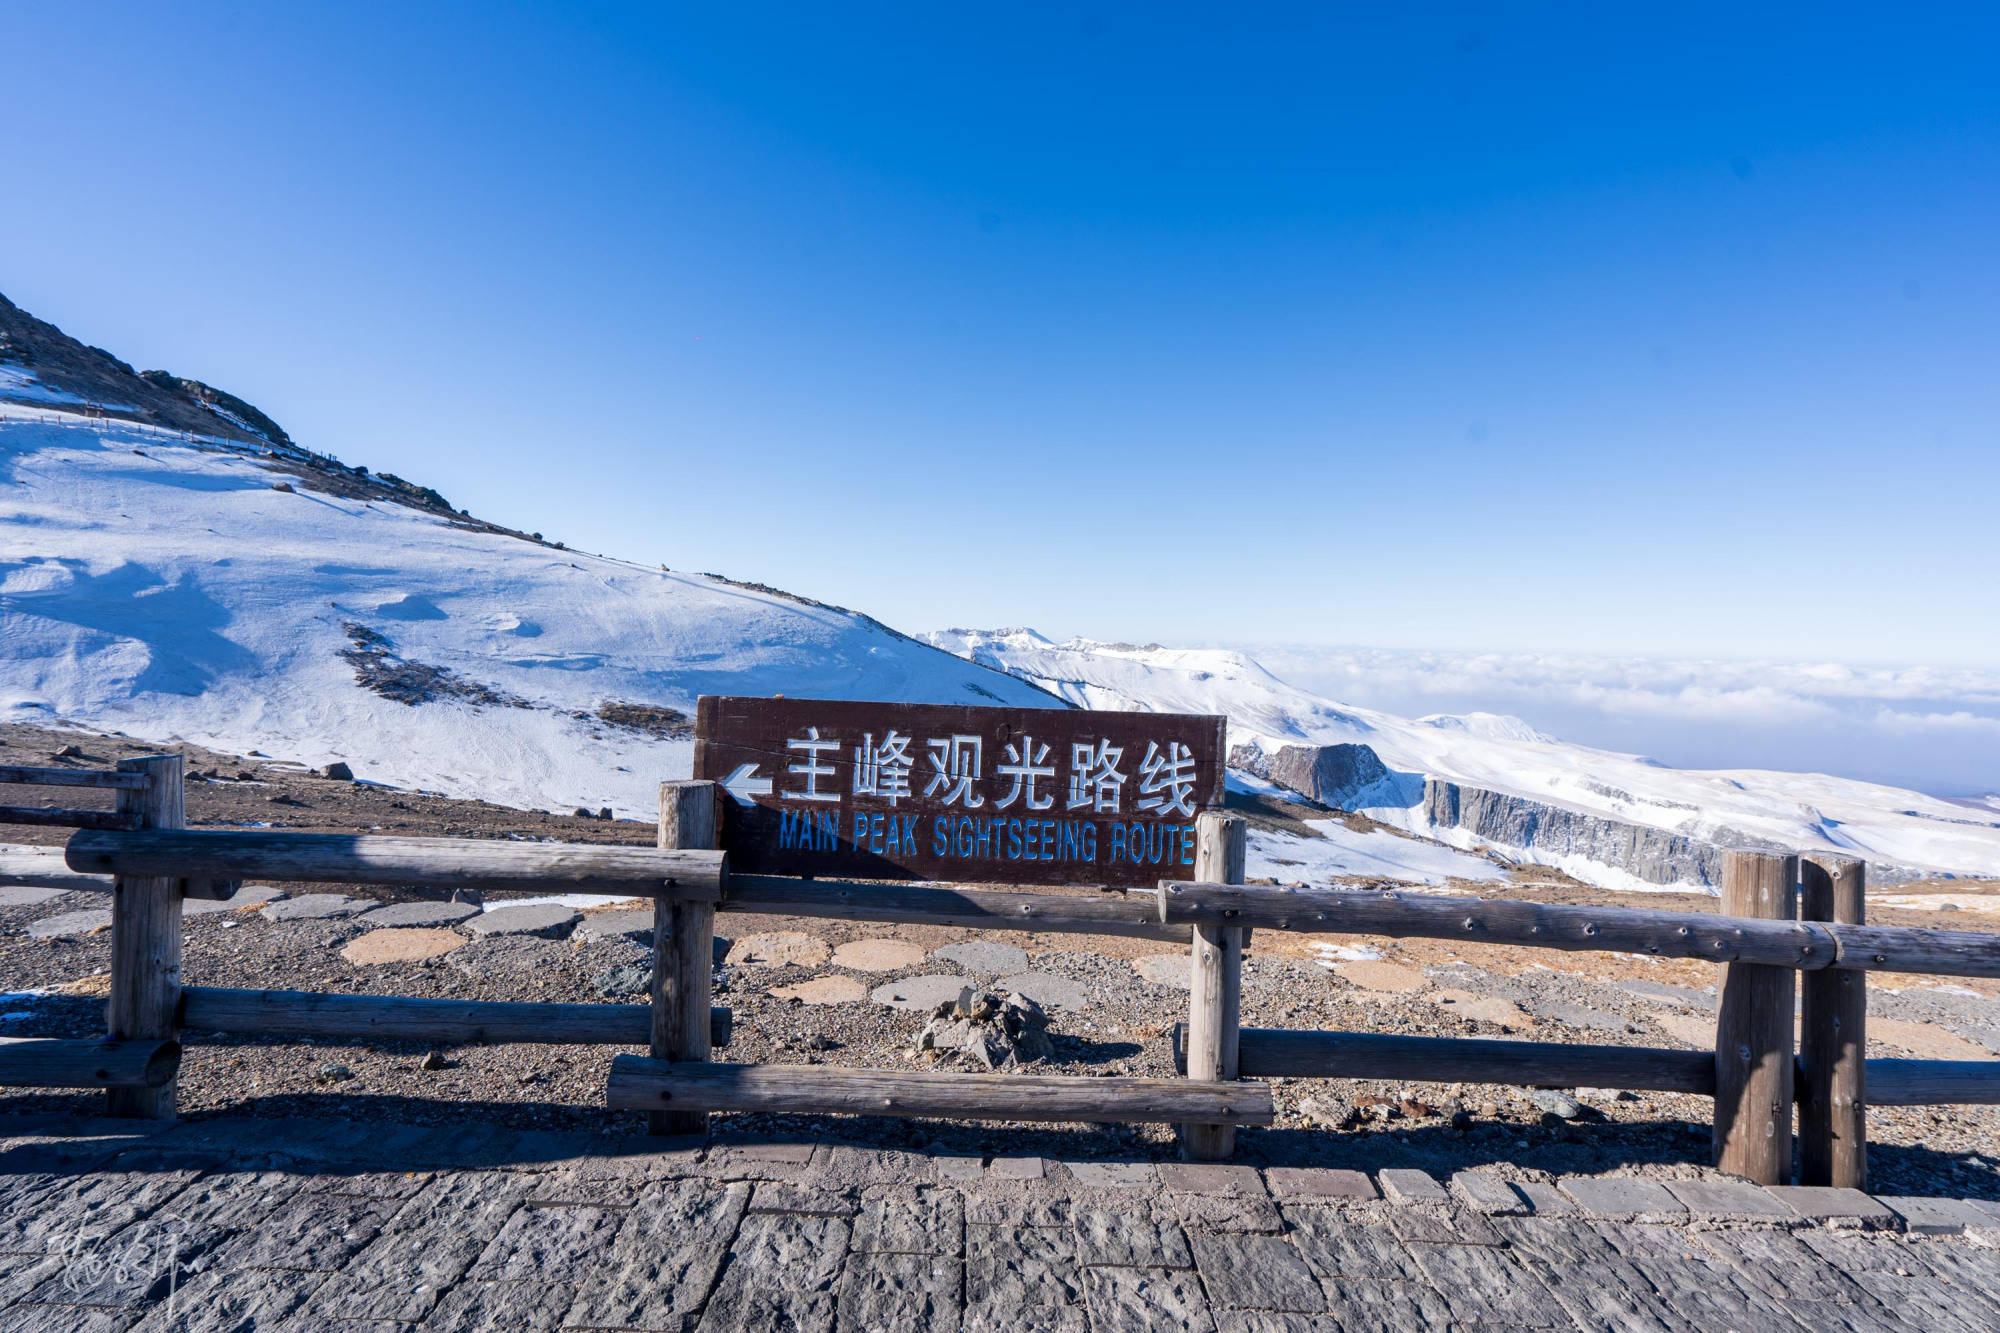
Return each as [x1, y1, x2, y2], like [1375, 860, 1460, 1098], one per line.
[1421, 779, 1738, 888]
[1234, 739, 1765, 889]
[1229, 742, 1403, 808]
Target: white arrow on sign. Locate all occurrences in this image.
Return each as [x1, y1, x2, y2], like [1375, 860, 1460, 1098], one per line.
[720, 762, 773, 806]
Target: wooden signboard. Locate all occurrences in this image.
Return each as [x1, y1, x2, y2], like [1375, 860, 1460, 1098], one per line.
[694, 696, 1227, 888]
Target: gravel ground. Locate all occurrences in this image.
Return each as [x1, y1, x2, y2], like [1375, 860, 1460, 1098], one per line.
[4, 721, 1998, 1198]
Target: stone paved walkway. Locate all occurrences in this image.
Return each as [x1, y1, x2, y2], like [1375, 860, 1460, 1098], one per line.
[4, 1113, 1999, 1331]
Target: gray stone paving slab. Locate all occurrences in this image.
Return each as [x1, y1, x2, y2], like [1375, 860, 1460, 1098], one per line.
[1487, 1216, 1622, 1266]
[260, 893, 368, 922]
[1530, 1258, 1683, 1332]
[1284, 1207, 1427, 1281]
[749, 1182, 856, 1216]
[1191, 1232, 1328, 1313]
[1409, 1242, 1563, 1326]
[933, 940, 1031, 976]
[1377, 1167, 1449, 1204]
[696, 1211, 847, 1333]
[1073, 1205, 1193, 1269]
[564, 1179, 749, 1331]
[1159, 1163, 1265, 1196]
[465, 1202, 625, 1281]
[1453, 1169, 1530, 1214]
[462, 903, 579, 938]
[572, 907, 656, 943]
[967, 1222, 1084, 1320]
[1514, 1181, 1577, 1216]
[932, 1154, 985, 1183]
[1881, 1195, 1996, 1235]
[1851, 1268, 2000, 1333]
[24, 908, 111, 938]
[354, 898, 479, 928]
[212, 1192, 401, 1273]
[996, 969, 1092, 1010]
[1768, 1185, 1899, 1228]
[989, 1154, 1046, 1181]
[1665, 1178, 1796, 1220]
[426, 1277, 579, 1332]
[1558, 1175, 1687, 1221]
[1387, 1206, 1504, 1246]
[129, 1266, 318, 1332]
[1319, 1277, 1457, 1331]
[965, 1189, 1072, 1227]
[1169, 1190, 1285, 1234]
[0, 886, 66, 907]
[838, 1251, 965, 1332]
[1084, 1264, 1218, 1333]
[1693, 1227, 1866, 1303]
[1063, 1161, 1157, 1188]
[852, 1186, 964, 1254]
[870, 973, 973, 1010]
[315, 1224, 488, 1322]
[1264, 1167, 1376, 1201]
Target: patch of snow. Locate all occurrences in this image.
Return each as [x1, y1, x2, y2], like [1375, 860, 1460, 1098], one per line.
[0, 364, 108, 409]
[479, 894, 642, 912]
[1247, 820, 1506, 886]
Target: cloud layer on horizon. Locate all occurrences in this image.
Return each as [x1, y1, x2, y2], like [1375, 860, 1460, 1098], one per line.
[1234, 644, 2000, 800]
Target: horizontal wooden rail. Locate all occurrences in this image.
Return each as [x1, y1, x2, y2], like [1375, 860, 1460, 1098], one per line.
[67, 828, 725, 900]
[723, 873, 1190, 941]
[1210, 1026, 1718, 1093]
[3, 807, 143, 832]
[1158, 881, 2000, 978]
[1, 845, 110, 891]
[180, 987, 730, 1049]
[0, 1037, 180, 1089]
[607, 1056, 1276, 1125]
[1863, 1060, 2000, 1107]
[0, 765, 152, 791]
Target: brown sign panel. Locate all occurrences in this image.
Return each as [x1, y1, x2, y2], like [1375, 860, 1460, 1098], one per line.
[694, 696, 1227, 888]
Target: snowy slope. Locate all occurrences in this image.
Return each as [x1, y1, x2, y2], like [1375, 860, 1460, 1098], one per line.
[924, 629, 2000, 887]
[0, 401, 1058, 817]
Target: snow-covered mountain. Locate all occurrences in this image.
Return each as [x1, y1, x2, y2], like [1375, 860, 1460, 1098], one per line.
[7, 292, 1996, 891]
[0, 327, 1058, 817]
[922, 629, 2000, 889]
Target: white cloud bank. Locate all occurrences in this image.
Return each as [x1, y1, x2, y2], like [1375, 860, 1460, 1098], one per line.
[1233, 645, 2000, 800]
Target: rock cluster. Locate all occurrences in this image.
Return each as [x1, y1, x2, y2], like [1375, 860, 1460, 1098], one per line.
[912, 987, 1053, 1070]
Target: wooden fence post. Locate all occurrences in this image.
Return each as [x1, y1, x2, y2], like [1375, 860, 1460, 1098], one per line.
[106, 754, 184, 1119]
[651, 780, 718, 1136]
[1713, 850, 1798, 1183]
[1183, 811, 1246, 1160]
[1800, 855, 1867, 1189]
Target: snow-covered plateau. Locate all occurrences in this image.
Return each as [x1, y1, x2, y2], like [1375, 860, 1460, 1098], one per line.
[5, 351, 1998, 892]
[923, 629, 2000, 890]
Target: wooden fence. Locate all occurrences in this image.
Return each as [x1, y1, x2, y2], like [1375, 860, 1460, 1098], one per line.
[6, 759, 2000, 1186]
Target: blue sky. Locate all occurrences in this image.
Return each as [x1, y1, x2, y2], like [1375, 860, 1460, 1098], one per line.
[5, 3, 1997, 663]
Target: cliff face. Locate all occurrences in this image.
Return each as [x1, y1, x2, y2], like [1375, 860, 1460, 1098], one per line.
[1420, 777, 1737, 888]
[1237, 738, 1752, 888]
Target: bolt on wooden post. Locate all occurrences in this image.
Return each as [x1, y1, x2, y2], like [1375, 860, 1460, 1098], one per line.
[1712, 850, 1799, 1183]
[651, 780, 718, 1137]
[1182, 811, 1247, 1161]
[106, 754, 184, 1120]
[1799, 855, 1867, 1189]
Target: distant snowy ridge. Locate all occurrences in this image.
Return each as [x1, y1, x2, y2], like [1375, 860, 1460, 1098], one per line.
[921, 629, 2000, 890]
[0, 395, 1058, 818]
